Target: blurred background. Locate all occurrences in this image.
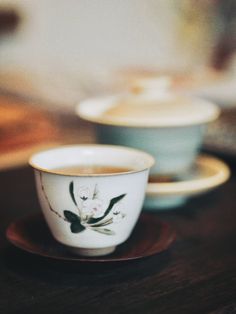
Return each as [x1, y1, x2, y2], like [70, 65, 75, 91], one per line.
[0, 0, 236, 168]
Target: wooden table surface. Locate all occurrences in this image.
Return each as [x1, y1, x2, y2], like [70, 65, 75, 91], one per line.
[0, 117, 236, 314]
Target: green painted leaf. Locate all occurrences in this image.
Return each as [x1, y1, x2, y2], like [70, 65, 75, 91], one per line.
[69, 181, 77, 206]
[70, 222, 86, 233]
[92, 227, 115, 235]
[87, 193, 126, 224]
[106, 194, 126, 212]
[64, 210, 80, 222]
[92, 184, 98, 199]
[89, 218, 113, 227]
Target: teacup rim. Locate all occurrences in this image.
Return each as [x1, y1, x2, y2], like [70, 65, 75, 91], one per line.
[29, 144, 155, 177]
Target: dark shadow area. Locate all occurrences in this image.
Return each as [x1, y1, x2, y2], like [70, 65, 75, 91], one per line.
[2, 244, 172, 286]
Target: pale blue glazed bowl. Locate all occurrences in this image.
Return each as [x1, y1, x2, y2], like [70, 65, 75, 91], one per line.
[95, 123, 205, 176]
[76, 92, 219, 177]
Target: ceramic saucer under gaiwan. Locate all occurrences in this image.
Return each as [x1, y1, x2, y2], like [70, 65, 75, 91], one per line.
[145, 154, 230, 210]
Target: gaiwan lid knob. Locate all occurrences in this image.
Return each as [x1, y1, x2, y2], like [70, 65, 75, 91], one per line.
[131, 76, 172, 97]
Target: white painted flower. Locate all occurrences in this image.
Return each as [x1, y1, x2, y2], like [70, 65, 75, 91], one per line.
[78, 186, 90, 201]
[82, 199, 104, 218]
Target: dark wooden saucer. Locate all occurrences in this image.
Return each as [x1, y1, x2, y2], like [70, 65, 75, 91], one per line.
[6, 212, 175, 263]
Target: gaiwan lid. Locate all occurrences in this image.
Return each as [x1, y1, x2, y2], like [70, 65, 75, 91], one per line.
[77, 77, 220, 128]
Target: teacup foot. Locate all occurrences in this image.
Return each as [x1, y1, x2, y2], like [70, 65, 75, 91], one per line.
[69, 246, 116, 257]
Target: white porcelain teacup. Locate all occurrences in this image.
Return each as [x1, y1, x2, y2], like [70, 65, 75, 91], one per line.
[29, 144, 154, 256]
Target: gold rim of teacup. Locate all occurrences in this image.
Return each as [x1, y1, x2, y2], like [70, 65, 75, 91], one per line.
[29, 144, 155, 177]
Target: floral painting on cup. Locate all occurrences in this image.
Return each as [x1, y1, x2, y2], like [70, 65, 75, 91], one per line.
[40, 173, 126, 236]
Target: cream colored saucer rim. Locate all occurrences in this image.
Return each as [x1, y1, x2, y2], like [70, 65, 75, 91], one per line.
[146, 155, 230, 196]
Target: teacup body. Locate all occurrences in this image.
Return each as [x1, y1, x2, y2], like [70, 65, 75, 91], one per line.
[30, 145, 154, 256]
[95, 123, 206, 176]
